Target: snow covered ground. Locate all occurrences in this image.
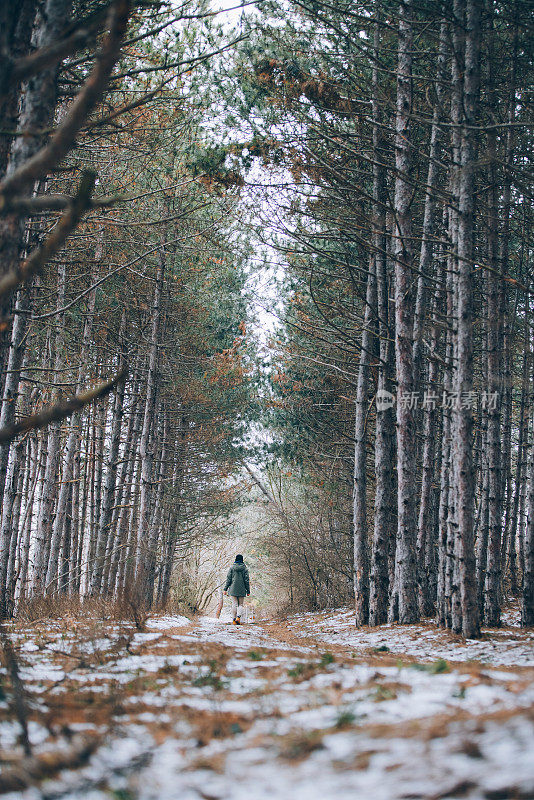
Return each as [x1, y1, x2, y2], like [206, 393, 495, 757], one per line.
[284, 607, 534, 667]
[1, 607, 533, 799]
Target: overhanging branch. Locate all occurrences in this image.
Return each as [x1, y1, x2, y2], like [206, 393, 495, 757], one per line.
[0, 368, 127, 444]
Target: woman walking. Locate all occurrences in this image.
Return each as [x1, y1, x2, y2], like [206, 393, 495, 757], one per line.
[223, 554, 250, 624]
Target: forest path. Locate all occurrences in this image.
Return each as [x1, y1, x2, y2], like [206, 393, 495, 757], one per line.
[1, 610, 534, 799]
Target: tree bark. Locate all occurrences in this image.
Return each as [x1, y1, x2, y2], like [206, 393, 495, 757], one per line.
[412, 19, 447, 386]
[30, 264, 65, 596]
[417, 289, 441, 617]
[369, 13, 394, 626]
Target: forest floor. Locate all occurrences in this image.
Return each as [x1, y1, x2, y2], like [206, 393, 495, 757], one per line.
[1, 605, 534, 800]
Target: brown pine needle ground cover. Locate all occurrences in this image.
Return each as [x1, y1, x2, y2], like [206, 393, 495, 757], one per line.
[0, 607, 533, 799]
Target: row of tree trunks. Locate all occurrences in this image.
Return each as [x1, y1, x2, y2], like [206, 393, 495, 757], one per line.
[0, 0, 229, 619]
[343, 0, 524, 634]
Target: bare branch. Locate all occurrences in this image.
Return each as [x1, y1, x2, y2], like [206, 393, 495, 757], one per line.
[0, 171, 96, 299]
[0, 368, 127, 444]
[0, 0, 130, 205]
[8, 8, 108, 88]
[0, 190, 125, 215]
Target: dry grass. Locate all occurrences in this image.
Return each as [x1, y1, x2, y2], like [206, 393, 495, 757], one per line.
[15, 594, 144, 626]
[278, 729, 325, 761]
[0, 733, 101, 793]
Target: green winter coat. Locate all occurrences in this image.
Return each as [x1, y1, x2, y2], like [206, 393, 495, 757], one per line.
[224, 562, 250, 597]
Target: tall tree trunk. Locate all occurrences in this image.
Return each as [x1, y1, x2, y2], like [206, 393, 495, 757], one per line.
[89, 314, 127, 595]
[436, 205, 454, 628]
[88, 395, 105, 576]
[521, 400, 534, 626]
[79, 415, 92, 593]
[58, 481, 73, 594]
[412, 19, 447, 387]
[143, 413, 168, 607]
[507, 304, 531, 594]
[6, 454, 25, 615]
[392, 0, 418, 624]
[369, 14, 394, 625]
[69, 441, 81, 595]
[499, 21, 519, 592]
[30, 265, 66, 596]
[476, 448, 489, 610]
[353, 251, 376, 626]
[451, 0, 482, 637]
[135, 253, 164, 604]
[483, 146, 503, 626]
[370, 241, 394, 624]
[417, 289, 441, 617]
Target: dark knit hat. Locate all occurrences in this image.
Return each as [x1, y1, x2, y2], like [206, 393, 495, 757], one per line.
[235, 554, 244, 563]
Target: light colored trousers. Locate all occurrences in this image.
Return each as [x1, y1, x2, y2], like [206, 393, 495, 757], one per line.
[231, 596, 244, 618]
